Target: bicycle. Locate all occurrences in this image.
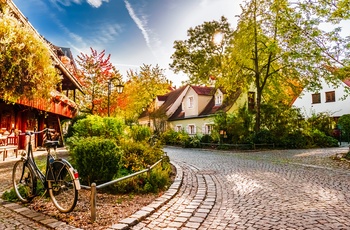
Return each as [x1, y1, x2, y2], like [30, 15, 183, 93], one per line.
[12, 128, 81, 213]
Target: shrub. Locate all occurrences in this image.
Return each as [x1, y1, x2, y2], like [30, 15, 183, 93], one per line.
[160, 129, 178, 145]
[183, 135, 202, 148]
[311, 129, 338, 147]
[279, 131, 311, 149]
[201, 134, 214, 143]
[252, 129, 275, 144]
[111, 156, 172, 194]
[70, 115, 124, 140]
[128, 125, 152, 142]
[70, 137, 122, 185]
[120, 140, 164, 173]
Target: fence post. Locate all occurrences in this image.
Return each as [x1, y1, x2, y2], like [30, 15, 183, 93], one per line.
[91, 183, 97, 222]
[147, 165, 151, 180]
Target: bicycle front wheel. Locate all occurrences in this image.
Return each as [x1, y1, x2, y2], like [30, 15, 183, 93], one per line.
[48, 161, 78, 213]
[12, 160, 36, 203]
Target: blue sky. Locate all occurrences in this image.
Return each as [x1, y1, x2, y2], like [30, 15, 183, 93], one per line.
[11, 0, 350, 87]
[13, 0, 242, 86]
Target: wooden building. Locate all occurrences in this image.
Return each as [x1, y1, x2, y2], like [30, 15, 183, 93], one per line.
[0, 1, 83, 150]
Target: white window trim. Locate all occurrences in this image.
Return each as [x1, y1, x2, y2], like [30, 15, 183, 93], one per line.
[203, 123, 213, 135]
[215, 91, 223, 105]
[187, 124, 196, 135]
[188, 96, 194, 108]
[175, 125, 183, 132]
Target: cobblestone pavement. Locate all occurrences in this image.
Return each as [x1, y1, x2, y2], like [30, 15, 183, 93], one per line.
[1, 146, 350, 229]
[0, 150, 80, 230]
[131, 146, 350, 230]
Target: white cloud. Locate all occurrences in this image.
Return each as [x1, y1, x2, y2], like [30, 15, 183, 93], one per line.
[124, 0, 151, 47]
[124, 1, 163, 63]
[87, 0, 109, 8]
[49, 0, 83, 11]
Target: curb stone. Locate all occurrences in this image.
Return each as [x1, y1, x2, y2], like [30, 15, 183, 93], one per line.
[107, 161, 184, 230]
[1, 200, 82, 230]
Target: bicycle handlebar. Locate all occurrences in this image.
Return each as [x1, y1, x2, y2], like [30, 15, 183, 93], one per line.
[20, 128, 56, 136]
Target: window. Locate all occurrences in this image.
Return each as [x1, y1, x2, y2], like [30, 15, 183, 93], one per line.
[325, 91, 335, 102]
[215, 91, 222, 105]
[312, 93, 321, 104]
[204, 124, 213, 135]
[175, 125, 182, 132]
[188, 96, 194, 108]
[188, 125, 196, 135]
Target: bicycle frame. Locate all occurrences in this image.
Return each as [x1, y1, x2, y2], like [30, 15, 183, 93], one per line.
[20, 129, 80, 193]
[23, 136, 51, 189]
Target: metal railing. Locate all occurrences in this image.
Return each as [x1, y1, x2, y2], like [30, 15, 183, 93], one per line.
[80, 154, 166, 222]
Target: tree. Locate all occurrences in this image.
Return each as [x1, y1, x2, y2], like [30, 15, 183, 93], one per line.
[170, 0, 350, 132]
[0, 5, 60, 102]
[338, 114, 350, 143]
[170, 16, 234, 86]
[75, 48, 122, 115]
[230, 0, 349, 132]
[122, 64, 171, 123]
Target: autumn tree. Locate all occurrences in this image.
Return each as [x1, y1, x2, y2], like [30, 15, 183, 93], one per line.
[75, 48, 122, 115]
[170, 0, 350, 132]
[0, 5, 60, 102]
[122, 64, 171, 123]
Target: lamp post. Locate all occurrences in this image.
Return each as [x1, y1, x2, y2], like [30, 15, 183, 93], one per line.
[108, 77, 124, 117]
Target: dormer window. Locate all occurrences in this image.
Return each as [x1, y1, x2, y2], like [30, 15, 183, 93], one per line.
[215, 91, 223, 105]
[188, 96, 194, 108]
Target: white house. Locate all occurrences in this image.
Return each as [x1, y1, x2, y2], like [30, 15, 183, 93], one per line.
[292, 78, 350, 119]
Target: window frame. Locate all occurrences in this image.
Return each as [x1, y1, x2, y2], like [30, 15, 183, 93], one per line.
[188, 96, 194, 108]
[312, 93, 321, 104]
[187, 124, 196, 135]
[325, 91, 335, 103]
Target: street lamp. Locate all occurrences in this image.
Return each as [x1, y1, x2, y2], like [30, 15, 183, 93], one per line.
[108, 77, 124, 117]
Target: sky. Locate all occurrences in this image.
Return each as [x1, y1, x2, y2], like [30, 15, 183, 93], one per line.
[12, 0, 243, 86]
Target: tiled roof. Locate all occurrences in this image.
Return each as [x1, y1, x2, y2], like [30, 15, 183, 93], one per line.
[192, 86, 215, 95]
[343, 79, 350, 87]
[157, 95, 168, 101]
[139, 85, 188, 119]
[169, 87, 242, 120]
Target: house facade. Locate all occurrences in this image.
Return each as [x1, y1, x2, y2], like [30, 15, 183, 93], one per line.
[292, 78, 350, 120]
[139, 84, 252, 136]
[0, 1, 83, 149]
[168, 86, 245, 136]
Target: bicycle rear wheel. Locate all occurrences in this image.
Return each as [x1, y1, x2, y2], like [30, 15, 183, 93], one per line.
[12, 160, 36, 203]
[48, 161, 78, 213]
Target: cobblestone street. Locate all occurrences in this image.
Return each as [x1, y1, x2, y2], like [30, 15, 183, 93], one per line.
[132, 146, 350, 230]
[1, 146, 350, 229]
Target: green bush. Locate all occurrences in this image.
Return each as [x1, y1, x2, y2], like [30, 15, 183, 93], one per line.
[120, 140, 164, 173]
[311, 129, 338, 147]
[201, 134, 214, 143]
[160, 129, 178, 145]
[70, 115, 124, 140]
[70, 137, 122, 185]
[279, 131, 311, 149]
[129, 125, 152, 142]
[252, 129, 275, 144]
[111, 156, 172, 194]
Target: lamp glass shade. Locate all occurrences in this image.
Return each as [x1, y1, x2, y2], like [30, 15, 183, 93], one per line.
[116, 84, 124, 94]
